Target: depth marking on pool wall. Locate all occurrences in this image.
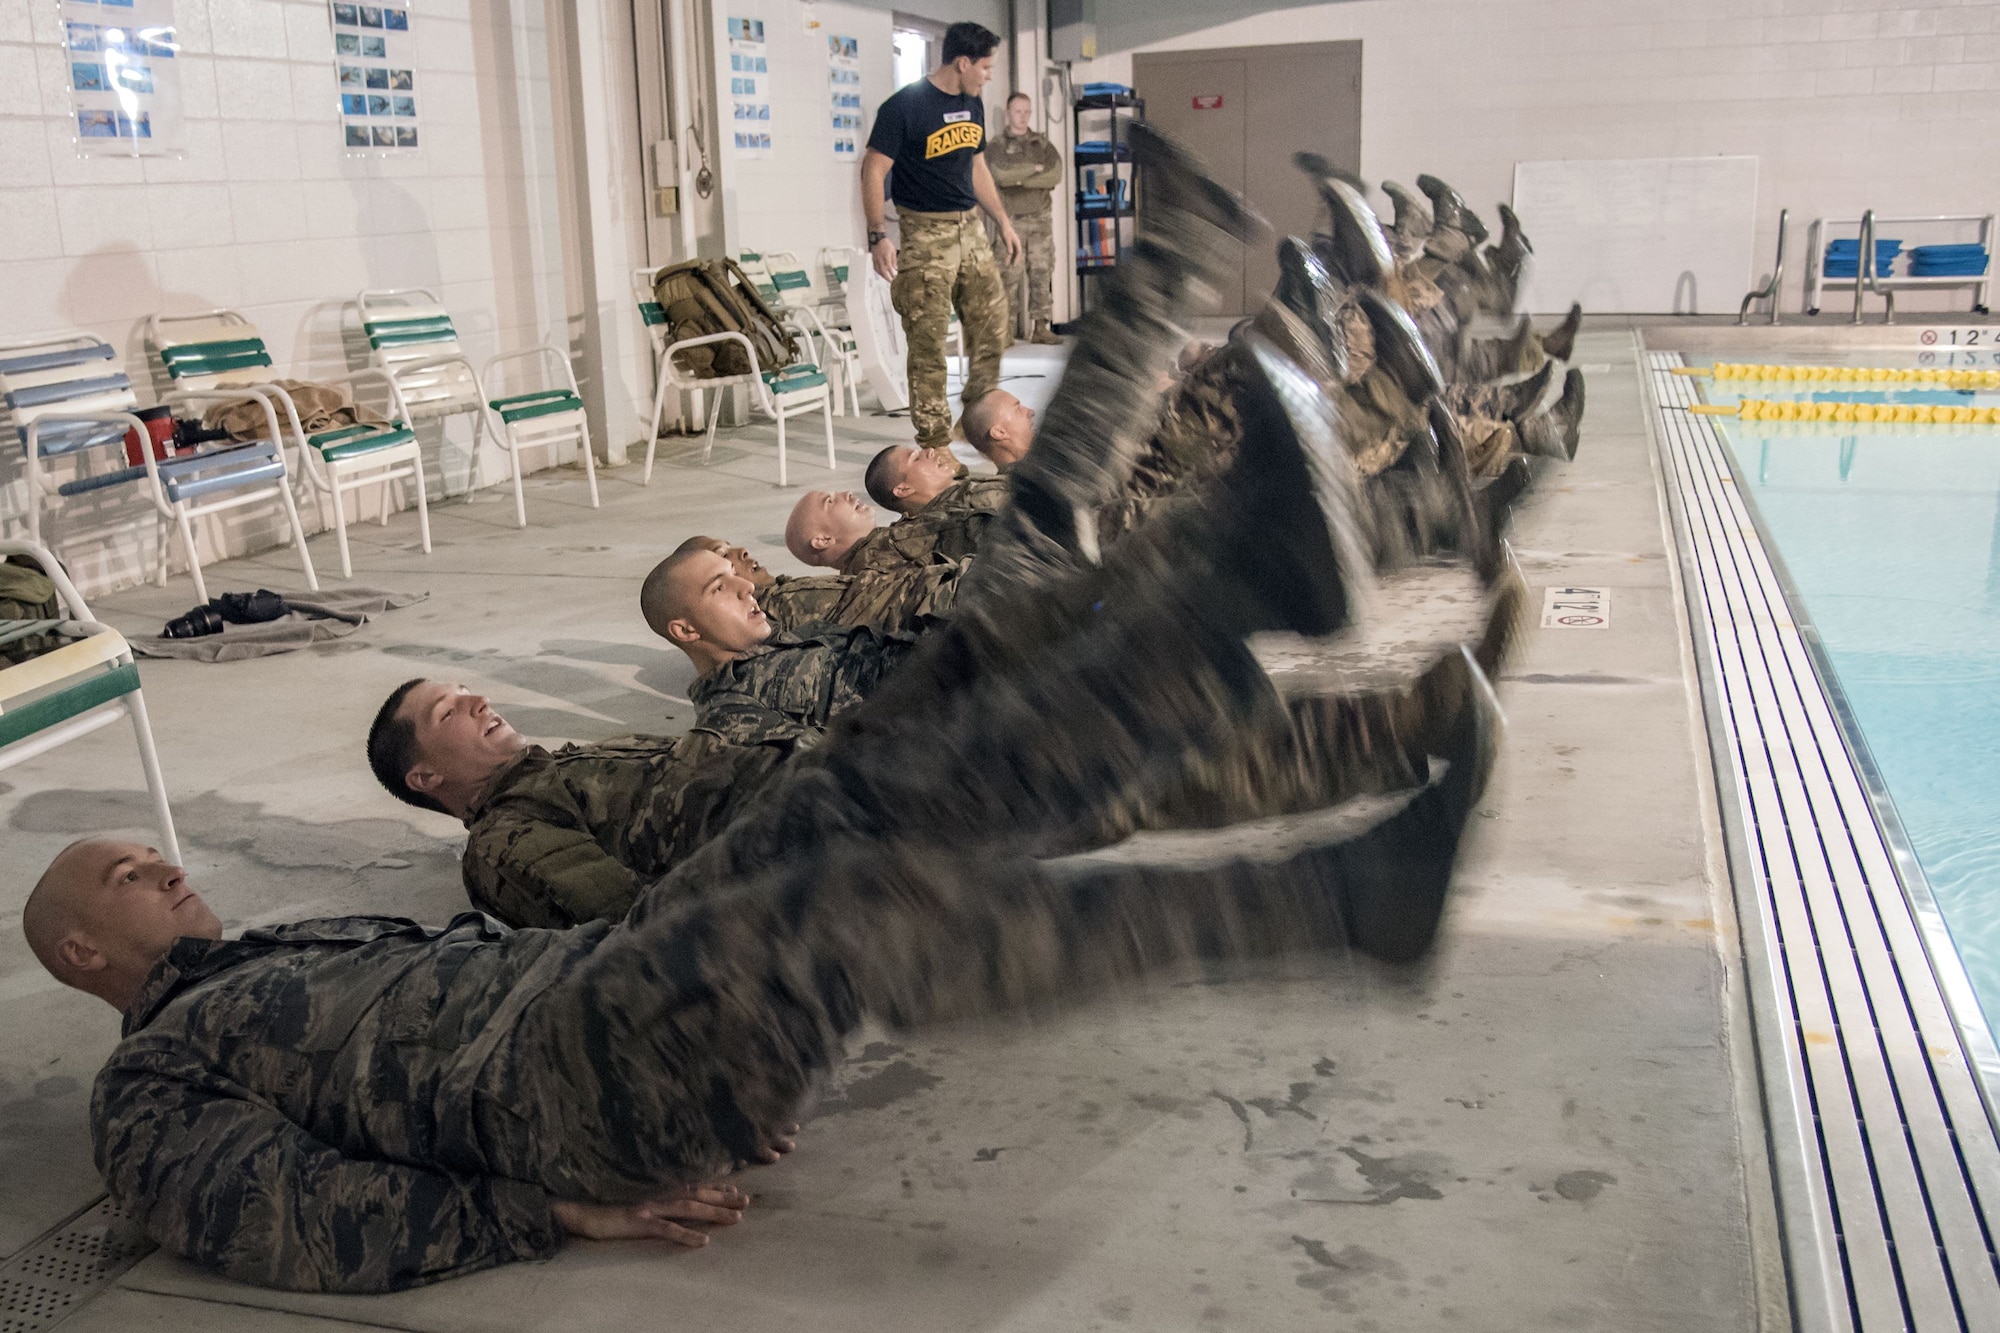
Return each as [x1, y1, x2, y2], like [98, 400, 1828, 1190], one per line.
[1541, 586, 1610, 629]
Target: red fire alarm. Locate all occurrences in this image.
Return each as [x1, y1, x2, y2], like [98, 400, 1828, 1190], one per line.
[1192, 94, 1223, 110]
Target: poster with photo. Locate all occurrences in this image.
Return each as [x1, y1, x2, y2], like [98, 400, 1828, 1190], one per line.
[826, 33, 860, 161]
[725, 15, 771, 159]
[62, 0, 184, 156]
[330, 1, 418, 154]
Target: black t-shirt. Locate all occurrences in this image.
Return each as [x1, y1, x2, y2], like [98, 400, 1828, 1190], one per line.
[866, 79, 985, 215]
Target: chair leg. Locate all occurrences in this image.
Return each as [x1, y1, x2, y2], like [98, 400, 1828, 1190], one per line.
[509, 438, 527, 528]
[821, 394, 836, 469]
[702, 389, 723, 464]
[275, 476, 321, 591]
[377, 474, 393, 526]
[332, 479, 354, 579]
[411, 456, 433, 554]
[846, 356, 862, 416]
[174, 504, 208, 605]
[775, 401, 788, 488]
[644, 368, 674, 486]
[123, 689, 181, 867]
[579, 422, 600, 508]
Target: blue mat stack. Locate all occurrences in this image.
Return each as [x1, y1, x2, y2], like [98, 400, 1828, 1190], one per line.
[1824, 237, 1903, 278]
[1908, 244, 1990, 277]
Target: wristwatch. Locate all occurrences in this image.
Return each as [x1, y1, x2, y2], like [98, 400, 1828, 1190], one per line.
[868, 230, 889, 248]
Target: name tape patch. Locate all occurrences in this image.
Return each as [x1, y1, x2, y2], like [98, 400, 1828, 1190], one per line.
[1541, 585, 1610, 630]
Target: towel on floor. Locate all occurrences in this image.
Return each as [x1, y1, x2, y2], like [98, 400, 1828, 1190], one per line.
[131, 587, 426, 661]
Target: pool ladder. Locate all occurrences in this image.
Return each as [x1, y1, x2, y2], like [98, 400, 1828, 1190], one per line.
[1738, 207, 1787, 326]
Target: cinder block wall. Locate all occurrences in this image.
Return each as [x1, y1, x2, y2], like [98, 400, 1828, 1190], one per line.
[1077, 0, 2000, 316]
[0, 0, 569, 595]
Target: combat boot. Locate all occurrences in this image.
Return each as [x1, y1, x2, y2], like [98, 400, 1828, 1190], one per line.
[1488, 202, 1533, 279]
[1512, 367, 1583, 461]
[1415, 174, 1471, 235]
[1379, 181, 1432, 263]
[1212, 334, 1375, 639]
[1030, 320, 1062, 345]
[1542, 302, 1583, 362]
[1268, 239, 1350, 384]
[1309, 177, 1396, 293]
[1352, 288, 1444, 404]
[1327, 647, 1500, 965]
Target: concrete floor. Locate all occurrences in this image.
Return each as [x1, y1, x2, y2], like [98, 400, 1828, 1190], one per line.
[0, 330, 1782, 1331]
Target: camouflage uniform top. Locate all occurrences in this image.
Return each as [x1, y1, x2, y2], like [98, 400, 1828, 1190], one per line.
[688, 623, 920, 743]
[986, 129, 1063, 218]
[95, 914, 592, 1292]
[759, 561, 967, 637]
[460, 734, 795, 930]
[916, 474, 1010, 518]
[755, 574, 851, 636]
[835, 500, 997, 575]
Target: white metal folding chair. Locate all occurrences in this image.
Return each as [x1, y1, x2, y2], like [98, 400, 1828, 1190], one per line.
[0, 539, 179, 864]
[7, 328, 317, 604]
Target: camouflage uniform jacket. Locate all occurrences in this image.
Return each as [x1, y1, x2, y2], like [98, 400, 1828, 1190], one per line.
[94, 914, 596, 1292]
[911, 474, 1009, 522]
[835, 504, 993, 576]
[460, 734, 795, 930]
[688, 623, 919, 743]
[759, 561, 966, 637]
[986, 130, 1063, 220]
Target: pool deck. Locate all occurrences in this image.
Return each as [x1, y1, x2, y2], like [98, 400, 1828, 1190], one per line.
[0, 330, 1791, 1332]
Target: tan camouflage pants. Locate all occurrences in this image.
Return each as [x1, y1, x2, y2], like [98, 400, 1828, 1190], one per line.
[892, 208, 1009, 447]
[993, 205, 1056, 329]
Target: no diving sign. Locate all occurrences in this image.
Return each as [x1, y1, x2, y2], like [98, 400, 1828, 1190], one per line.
[1541, 585, 1610, 629]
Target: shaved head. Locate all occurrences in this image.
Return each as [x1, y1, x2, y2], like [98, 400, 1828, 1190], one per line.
[25, 837, 222, 1010]
[961, 390, 1035, 468]
[784, 490, 878, 567]
[641, 547, 771, 674]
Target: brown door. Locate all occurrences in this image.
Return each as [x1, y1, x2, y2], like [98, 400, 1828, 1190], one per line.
[1135, 42, 1363, 317]
[1129, 56, 1248, 313]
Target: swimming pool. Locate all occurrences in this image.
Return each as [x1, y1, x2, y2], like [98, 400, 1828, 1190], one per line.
[1705, 352, 2000, 1041]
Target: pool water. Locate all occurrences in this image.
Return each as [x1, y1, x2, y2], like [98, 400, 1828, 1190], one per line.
[1708, 353, 2000, 1037]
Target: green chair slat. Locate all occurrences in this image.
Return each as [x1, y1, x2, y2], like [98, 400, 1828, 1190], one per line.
[752, 281, 779, 301]
[0, 662, 138, 751]
[829, 265, 849, 282]
[764, 367, 827, 392]
[639, 301, 667, 327]
[493, 392, 584, 424]
[365, 318, 459, 349]
[160, 340, 273, 379]
[772, 271, 812, 291]
[739, 251, 762, 262]
[311, 424, 415, 460]
[489, 390, 576, 408]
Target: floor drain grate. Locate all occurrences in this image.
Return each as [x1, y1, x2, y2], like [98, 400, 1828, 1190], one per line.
[0, 1197, 153, 1332]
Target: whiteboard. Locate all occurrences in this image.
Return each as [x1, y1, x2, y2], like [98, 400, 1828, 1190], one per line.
[1512, 156, 1759, 315]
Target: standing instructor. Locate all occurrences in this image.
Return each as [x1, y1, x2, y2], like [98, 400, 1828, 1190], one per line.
[861, 22, 1020, 451]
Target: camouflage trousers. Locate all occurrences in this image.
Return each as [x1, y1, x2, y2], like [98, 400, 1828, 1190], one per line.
[993, 206, 1056, 329]
[892, 208, 1009, 447]
[492, 497, 1375, 1196]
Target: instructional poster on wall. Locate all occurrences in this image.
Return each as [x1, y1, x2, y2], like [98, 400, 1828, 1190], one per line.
[726, 16, 772, 158]
[827, 34, 861, 161]
[329, 2, 419, 154]
[62, 0, 184, 156]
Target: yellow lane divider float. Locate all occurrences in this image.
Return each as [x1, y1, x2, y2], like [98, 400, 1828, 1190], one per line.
[1673, 362, 2000, 389]
[1689, 398, 2000, 424]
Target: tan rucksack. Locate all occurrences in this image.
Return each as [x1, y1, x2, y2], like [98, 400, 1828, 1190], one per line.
[651, 258, 799, 379]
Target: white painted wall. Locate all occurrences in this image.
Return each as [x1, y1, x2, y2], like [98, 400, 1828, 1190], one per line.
[707, 0, 1014, 288]
[1077, 0, 2000, 315]
[0, 0, 568, 595]
[710, 0, 896, 272]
